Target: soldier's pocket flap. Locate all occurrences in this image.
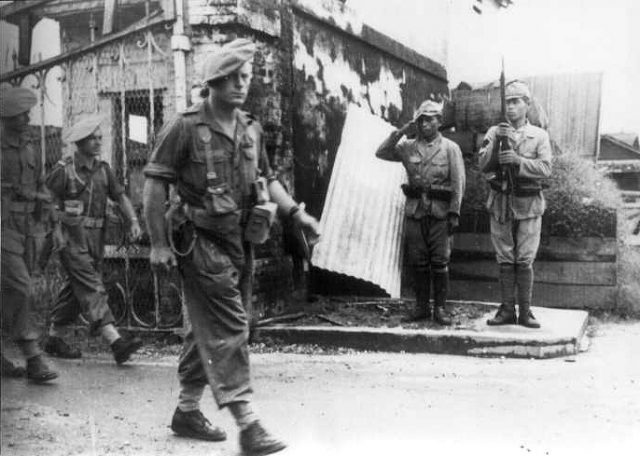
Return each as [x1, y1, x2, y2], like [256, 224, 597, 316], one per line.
[1, 229, 25, 255]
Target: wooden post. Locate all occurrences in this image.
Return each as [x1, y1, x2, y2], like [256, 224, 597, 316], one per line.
[171, 0, 190, 112]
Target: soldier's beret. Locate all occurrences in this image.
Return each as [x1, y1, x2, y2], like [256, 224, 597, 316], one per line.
[413, 100, 443, 121]
[64, 115, 103, 143]
[0, 86, 37, 118]
[202, 38, 256, 83]
[505, 80, 531, 100]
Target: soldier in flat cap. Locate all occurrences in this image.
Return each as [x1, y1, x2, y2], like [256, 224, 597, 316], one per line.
[376, 99, 466, 325]
[43, 115, 143, 363]
[1, 86, 58, 383]
[479, 80, 552, 328]
[143, 38, 320, 455]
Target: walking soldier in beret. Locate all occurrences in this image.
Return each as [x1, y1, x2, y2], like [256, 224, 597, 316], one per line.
[479, 80, 552, 329]
[376, 100, 466, 325]
[1, 86, 58, 383]
[43, 115, 144, 363]
[143, 38, 320, 455]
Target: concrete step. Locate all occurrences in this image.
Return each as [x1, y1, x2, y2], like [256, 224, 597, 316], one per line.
[253, 301, 590, 359]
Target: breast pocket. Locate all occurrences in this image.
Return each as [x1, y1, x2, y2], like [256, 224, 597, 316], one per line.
[429, 158, 449, 180]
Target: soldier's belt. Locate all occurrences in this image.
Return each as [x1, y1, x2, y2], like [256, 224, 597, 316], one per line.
[427, 188, 452, 202]
[83, 217, 104, 228]
[489, 180, 541, 197]
[60, 214, 105, 228]
[7, 201, 37, 213]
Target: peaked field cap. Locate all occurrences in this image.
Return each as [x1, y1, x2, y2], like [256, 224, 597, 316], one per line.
[202, 38, 256, 83]
[413, 100, 443, 121]
[0, 86, 37, 117]
[505, 80, 531, 100]
[64, 115, 103, 143]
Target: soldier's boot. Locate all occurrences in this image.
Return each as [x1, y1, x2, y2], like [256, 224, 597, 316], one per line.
[404, 266, 431, 321]
[487, 264, 517, 326]
[42, 335, 82, 359]
[111, 336, 143, 365]
[25, 355, 58, 384]
[1, 353, 26, 378]
[517, 264, 540, 329]
[170, 408, 227, 441]
[239, 421, 287, 456]
[432, 267, 452, 326]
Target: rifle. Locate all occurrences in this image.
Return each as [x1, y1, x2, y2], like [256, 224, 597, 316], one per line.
[498, 58, 516, 222]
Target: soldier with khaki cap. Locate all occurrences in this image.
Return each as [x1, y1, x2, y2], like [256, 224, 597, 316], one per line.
[43, 115, 143, 363]
[1, 86, 58, 383]
[479, 80, 552, 328]
[143, 38, 320, 455]
[376, 99, 466, 325]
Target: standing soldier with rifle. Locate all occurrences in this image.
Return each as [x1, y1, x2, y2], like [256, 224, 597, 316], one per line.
[376, 100, 466, 325]
[479, 78, 552, 328]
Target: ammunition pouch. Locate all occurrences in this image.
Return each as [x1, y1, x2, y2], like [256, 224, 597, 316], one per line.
[401, 184, 423, 199]
[204, 180, 238, 216]
[244, 201, 277, 244]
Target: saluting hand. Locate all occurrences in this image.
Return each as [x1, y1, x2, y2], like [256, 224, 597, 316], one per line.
[150, 246, 177, 272]
[399, 121, 416, 137]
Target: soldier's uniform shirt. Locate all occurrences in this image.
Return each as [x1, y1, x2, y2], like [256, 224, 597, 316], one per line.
[144, 101, 273, 407]
[376, 132, 466, 268]
[1, 130, 48, 343]
[478, 121, 552, 265]
[45, 154, 124, 330]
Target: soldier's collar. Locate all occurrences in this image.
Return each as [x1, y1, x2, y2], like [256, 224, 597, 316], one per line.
[421, 132, 442, 146]
[74, 152, 100, 170]
[198, 102, 251, 140]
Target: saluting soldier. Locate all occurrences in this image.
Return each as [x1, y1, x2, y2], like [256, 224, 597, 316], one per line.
[479, 80, 552, 328]
[1, 86, 58, 383]
[143, 39, 320, 455]
[376, 100, 466, 325]
[43, 115, 144, 363]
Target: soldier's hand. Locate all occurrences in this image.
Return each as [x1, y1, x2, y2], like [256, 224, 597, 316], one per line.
[129, 220, 142, 242]
[150, 246, 177, 272]
[496, 122, 513, 138]
[399, 121, 416, 137]
[498, 149, 521, 165]
[447, 213, 459, 235]
[292, 203, 321, 246]
[52, 224, 66, 252]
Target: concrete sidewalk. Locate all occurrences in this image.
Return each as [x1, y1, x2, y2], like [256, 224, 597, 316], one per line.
[254, 302, 589, 359]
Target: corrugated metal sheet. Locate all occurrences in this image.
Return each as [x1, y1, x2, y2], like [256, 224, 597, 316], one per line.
[453, 72, 603, 157]
[311, 104, 407, 297]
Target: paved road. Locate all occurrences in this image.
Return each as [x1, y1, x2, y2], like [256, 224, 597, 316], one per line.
[2, 322, 639, 456]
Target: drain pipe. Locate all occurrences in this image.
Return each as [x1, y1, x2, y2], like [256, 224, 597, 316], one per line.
[171, 0, 190, 112]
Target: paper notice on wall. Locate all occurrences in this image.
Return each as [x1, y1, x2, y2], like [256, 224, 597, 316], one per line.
[128, 114, 148, 144]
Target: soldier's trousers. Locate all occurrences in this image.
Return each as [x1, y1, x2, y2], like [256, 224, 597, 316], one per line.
[1, 229, 41, 345]
[490, 216, 541, 265]
[50, 226, 115, 332]
[404, 216, 451, 269]
[177, 231, 253, 408]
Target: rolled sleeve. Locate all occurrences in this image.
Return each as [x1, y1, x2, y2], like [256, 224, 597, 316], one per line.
[144, 114, 186, 183]
[45, 164, 67, 200]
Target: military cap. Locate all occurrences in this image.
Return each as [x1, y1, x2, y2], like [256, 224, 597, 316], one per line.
[0, 86, 37, 118]
[202, 38, 256, 83]
[64, 115, 103, 143]
[505, 80, 531, 100]
[412, 100, 443, 122]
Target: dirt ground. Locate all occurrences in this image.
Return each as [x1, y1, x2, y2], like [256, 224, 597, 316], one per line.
[1, 318, 639, 456]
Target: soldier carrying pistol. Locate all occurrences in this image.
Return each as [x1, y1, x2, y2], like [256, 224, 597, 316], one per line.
[1, 86, 58, 383]
[376, 100, 466, 326]
[43, 115, 144, 363]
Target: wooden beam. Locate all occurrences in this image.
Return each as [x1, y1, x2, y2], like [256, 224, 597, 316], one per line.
[0, 0, 52, 24]
[17, 14, 34, 66]
[102, 0, 118, 35]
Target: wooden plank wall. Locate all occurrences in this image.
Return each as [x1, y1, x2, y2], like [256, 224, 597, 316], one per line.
[449, 233, 617, 310]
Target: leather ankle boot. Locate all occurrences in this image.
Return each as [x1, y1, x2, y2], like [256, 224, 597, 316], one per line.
[405, 266, 431, 321]
[487, 264, 517, 325]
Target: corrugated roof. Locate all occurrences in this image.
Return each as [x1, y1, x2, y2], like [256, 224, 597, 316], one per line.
[311, 104, 407, 297]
